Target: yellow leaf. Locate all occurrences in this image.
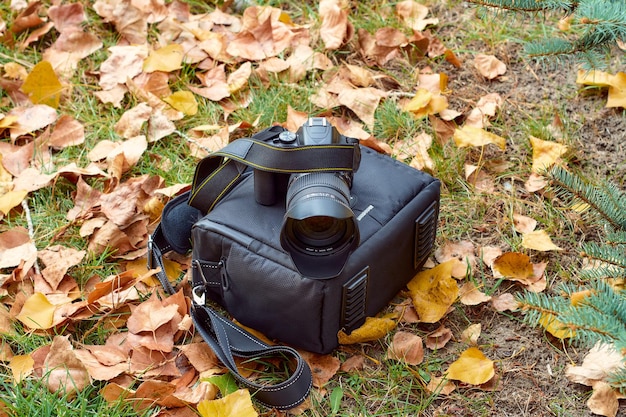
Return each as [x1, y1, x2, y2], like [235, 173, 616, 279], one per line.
[453, 125, 506, 150]
[606, 72, 626, 108]
[338, 314, 398, 344]
[9, 354, 34, 383]
[21, 61, 63, 108]
[576, 69, 615, 87]
[197, 389, 258, 417]
[143, 44, 184, 73]
[407, 260, 459, 323]
[163, 91, 198, 116]
[0, 115, 18, 129]
[447, 347, 495, 385]
[491, 252, 534, 283]
[539, 313, 574, 339]
[16, 293, 56, 330]
[521, 230, 562, 251]
[570, 289, 594, 306]
[402, 88, 448, 118]
[0, 190, 28, 215]
[529, 136, 568, 173]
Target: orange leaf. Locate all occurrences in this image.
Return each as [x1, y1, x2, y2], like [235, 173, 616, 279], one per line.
[447, 347, 495, 385]
[21, 61, 63, 108]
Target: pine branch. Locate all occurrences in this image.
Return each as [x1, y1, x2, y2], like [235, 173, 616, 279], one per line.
[467, 0, 575, 12]
[581, 241, 626, 269]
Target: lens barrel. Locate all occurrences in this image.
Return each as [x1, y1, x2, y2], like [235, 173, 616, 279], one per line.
[280, 172, 359, 278]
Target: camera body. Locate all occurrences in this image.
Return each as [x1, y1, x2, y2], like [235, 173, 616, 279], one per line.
[252, 117, 362, 279]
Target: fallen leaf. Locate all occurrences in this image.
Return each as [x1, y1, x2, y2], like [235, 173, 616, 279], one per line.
[163, 91, 198, 116]
[474, 54, 506, 79]
[197, 389, 258, 417]
[16, 292, 56, 330]
[44, 336, 91, 395]
[460, 323, 481, 345]
[529, 136, 568, 173]
[387, 331, 424, 365]
[491, 293, 519, 312]
[587, 382, 622, 417]
[425, 375, 456, 395]
[577, 70, 626, 108]
[492, 252, 535, 283]
[10, 354, 34, 383]
[38, 245, 86, 290]
[403, 88, 448, 118]
[407, 260, 459, 323]
[319, 0, 352, 50]
[434, 240, 476, 278]
[525, 173, 548, 192]
[459, 282, 491, 306]
[396, 0, 439, 31]
[338, 314, 397, 344]
[340, 355, 365, 372]
[453, 125, 506, 150]
[446, 347, 495, 385]
[539, 313, 574, 339]
[513, 213, 537, 234]
[20, 61, 63, 108]
[565, 343, 624, 386]
[300, 351, 341, 387]
[521, 230, 562, 251]
[144, 44, 184, 73]
[425, 326, 453, 349]
[0, 190, 28, 215]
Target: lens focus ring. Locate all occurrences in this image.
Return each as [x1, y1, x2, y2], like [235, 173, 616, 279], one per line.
[286, 172, 350, 206]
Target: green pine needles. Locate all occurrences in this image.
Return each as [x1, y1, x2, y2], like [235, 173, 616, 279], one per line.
[466, 0, 626, 68]
[518, 166, 626, 392]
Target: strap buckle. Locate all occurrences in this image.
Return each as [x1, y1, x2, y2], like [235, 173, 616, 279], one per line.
[146, 234, 154, 270]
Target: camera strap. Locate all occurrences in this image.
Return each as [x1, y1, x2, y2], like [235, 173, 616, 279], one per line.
[148, 224, 313, 410]
[188, 127, 359, 213]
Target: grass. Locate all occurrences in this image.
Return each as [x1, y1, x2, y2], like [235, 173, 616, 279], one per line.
[0, 0, 622, 416]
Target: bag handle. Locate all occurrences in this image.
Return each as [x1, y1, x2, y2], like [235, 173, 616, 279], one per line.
[188, 126, 359, 212]
[148, 224, 313, 410]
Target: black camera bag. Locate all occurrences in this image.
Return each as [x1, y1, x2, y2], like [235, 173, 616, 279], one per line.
[149, 126, 440, 409]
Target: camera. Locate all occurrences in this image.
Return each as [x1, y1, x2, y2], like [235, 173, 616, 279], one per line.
[253, 117, 361, 278]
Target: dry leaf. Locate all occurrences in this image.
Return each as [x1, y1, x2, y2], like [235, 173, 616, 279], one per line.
[525, 173, 548, 192]
[513, 213, 537, 234]
[425, 326, 453, 349]
[460, 323, 481, 345]
[521, 230, 562, 251]
[396, 0, 439, 31]
[446, 347, 495, 385]
[21, 61, 63, 108]
[538, 313, 574, 339]
[459, 282, 491, 306]
[197, 389, 258, 417]
[403, 88, 448, 118]
[565, 343, 624, 387]
[16, 292, 56, 330]
[426, 375, 456, 395]
[453, 125, 506, 150]
[576, 70, 626, 108]
[387, 331, 424, 365]
[338, 314, 397, 344]
[44, 336, 91, 395]
[299, 351, 341, 387]
[492, 252, 535, 283]
[143, 44, 184, 73]
[473, 54, 506, 79]
[490, 293, 519, 312]
[434, 240, 476, 278]
[407, 260, 459, 323]
[529, 136, 568, 173]
[10, 354, 34, 383]
[319, 0, 351, 50]
[587, 382, 622, 417]
[163, 91, 198, 116]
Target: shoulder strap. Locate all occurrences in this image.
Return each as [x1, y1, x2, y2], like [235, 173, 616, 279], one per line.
[188, 127, 359, 212]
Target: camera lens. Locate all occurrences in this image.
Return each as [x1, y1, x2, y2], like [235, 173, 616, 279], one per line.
[280, 172, 359, 278]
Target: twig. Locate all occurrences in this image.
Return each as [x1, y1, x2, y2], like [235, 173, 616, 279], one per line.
[21, 198, 41, 275]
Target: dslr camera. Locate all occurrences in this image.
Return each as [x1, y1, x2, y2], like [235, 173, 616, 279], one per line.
[253, 117, 361, 279]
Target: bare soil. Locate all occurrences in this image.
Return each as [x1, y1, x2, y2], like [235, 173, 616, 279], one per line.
[418, 4, 626, 417]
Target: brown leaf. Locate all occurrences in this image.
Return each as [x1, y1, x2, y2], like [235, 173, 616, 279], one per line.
[425, 325, 453, 349]
[319, 0, 352, 50]
[127, 296, 181, 334]
[340, 355, 365, 372]
[74, 348, 128, 381]
[8, 104, 58, 140]
[490, 293, 519, 312]
[434, 240, 476, 278]
[396, 0, 439, 31]
[0, 227, 38, 270]
[299, 351, 341, 388]
[459, 282, 492, 306]
[44, 336, 91, 394]
[473, 54, 506, 79]
[38, 245, 86, 290]
[513, 213, 537, 234]
[387, 331, 424, 365]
